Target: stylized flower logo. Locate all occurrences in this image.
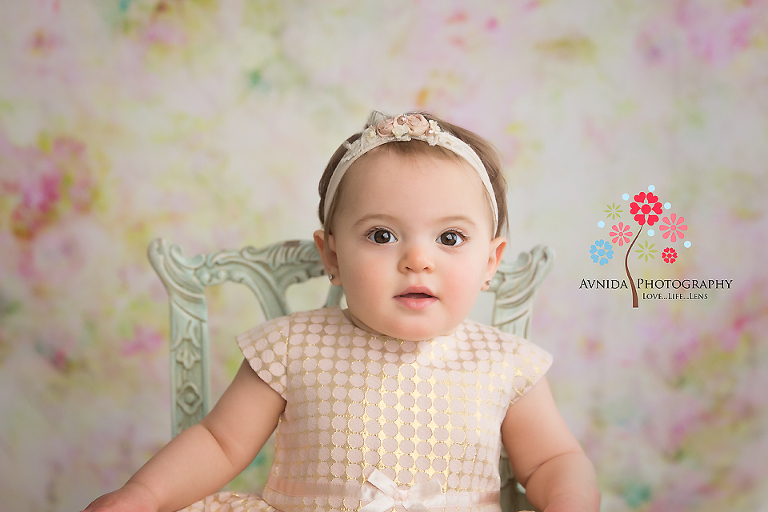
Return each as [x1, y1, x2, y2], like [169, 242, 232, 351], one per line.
[609, 222, 633, 246]
[635, 240, 658, 262]
[590, 185, 693, 308]
[590, 239, 614, 266]
[604, 202, 623, 220]
[659, 213, 687, 242]
[662, 247, 677, 263]
[630, 192, 663, 226]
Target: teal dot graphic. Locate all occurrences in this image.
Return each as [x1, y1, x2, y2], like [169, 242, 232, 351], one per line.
[684, 241, 691, 248]
[648, 185, 655, 192]
[647, 229, 655, 236]
[598, 221, 605, 228]
[664, 202, 671, 209]
[622, 193, 629, 201]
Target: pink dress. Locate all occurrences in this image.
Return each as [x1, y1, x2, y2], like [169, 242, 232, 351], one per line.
[178, 307, 552, 512]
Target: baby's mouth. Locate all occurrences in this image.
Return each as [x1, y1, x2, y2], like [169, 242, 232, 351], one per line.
[399, 292, 434, 299]
[396, 286, 436, 299]
[395, 287, 437, 309]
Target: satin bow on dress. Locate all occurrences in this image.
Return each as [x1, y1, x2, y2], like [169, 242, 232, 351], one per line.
[359, 469, 444, 512]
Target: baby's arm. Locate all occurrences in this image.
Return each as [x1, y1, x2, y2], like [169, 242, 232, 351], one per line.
[82, 360, 286, 512]
[501, 377, 600, 512]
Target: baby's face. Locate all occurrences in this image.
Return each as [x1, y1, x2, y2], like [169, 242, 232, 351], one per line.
[321, 149, 505, 341]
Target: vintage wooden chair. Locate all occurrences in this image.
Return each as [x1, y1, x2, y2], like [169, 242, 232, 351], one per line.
[148, 238, 554, 512]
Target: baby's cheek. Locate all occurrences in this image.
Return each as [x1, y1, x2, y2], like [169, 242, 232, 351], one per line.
[446, 266, 484, 300]
[343, 258, 387, 300]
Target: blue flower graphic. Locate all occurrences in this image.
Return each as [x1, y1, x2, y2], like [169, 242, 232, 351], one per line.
[590, 239, 614, 266]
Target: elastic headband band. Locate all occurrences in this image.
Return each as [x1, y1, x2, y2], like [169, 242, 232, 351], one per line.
[323, 112, 499, 234]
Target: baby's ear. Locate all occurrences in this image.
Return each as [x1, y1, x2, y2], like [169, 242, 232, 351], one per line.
[313, 230, 340, 284]
[484, 236, 507, 286]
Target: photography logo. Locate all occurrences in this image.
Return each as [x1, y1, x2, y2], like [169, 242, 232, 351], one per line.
[584, 185, 728, 308]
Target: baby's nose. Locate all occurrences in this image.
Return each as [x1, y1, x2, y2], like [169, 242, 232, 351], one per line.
[398, 245, 434, 273]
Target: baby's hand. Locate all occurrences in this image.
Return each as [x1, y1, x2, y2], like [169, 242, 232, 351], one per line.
[80, 482, 159, 512]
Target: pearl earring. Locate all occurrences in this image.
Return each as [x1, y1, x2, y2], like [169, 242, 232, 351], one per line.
[328, 274, 334, 281]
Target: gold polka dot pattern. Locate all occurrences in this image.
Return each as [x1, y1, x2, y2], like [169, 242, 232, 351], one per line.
[177, 307, 552, 512]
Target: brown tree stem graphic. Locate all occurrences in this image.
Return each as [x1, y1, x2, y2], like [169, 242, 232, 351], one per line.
[625, 228, 643, 308]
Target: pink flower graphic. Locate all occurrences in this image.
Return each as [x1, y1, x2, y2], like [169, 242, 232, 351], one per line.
[629, 192, 663, 226]
[609, 222, 633, 246]
[662, 247, 677, 263]
[659, 213, 687, 242]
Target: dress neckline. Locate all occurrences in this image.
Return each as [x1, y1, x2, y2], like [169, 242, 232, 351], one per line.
[337, 307, 463, 342]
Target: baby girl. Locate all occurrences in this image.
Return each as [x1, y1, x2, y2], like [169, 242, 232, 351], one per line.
[83, 112, 599, 512]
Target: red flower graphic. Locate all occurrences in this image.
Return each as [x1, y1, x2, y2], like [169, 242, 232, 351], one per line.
[659, 213, 687, 242]
[609, 222, 633, 246]
[629, 192, 663, 226]
[662, 247, 677, 263]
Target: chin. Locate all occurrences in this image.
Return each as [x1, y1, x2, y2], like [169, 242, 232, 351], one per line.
[387, 320, 450, 342]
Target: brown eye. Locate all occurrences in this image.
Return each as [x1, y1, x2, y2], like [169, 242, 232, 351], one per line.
[367, 229, 397, 244]
[437, 231, 466, 246]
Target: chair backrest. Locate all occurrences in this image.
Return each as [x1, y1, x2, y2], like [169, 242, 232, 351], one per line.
[148, 237, 554, 512]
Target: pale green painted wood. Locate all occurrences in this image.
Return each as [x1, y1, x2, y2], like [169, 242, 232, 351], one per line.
[148, 238, 554, 512]
[490, 244, 555, 512]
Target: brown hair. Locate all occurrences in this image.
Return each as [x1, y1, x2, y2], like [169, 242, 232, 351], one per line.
[318, 112, 508, 238]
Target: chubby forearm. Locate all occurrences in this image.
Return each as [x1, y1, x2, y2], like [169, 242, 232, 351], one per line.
[126, 422, 246, 512]
[523, 451, 600, 512]
[82, 363, 284, 512]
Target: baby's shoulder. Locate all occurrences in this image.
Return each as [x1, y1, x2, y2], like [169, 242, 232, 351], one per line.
[457, 319, 552, 361]
[236, 307, 346, 346]
[457, 318, 521, 345]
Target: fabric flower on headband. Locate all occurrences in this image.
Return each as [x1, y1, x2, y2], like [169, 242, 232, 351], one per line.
[362, 114, 448, 148]
[375, 114, 431, 138]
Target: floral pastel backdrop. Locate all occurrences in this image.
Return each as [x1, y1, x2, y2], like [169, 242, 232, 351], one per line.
[1, 1, 767, 511]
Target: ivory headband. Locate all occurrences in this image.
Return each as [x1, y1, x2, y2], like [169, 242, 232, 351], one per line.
[323, 112, 499, 234]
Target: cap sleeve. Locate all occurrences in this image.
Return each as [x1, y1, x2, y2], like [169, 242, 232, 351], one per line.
[236, 316, 290, 399]
[503, 335, 553, 405]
